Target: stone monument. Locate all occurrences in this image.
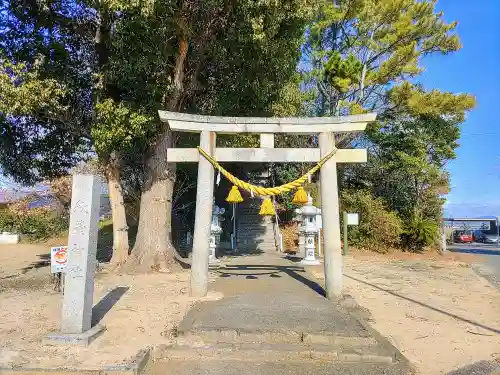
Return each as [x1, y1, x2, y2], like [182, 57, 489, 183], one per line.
[45, 174, 105, 346]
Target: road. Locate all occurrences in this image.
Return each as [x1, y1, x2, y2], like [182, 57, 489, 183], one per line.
[447, 242, 500, 290]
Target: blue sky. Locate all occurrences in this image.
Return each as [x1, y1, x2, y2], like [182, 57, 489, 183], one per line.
[419, 0, 500, 218]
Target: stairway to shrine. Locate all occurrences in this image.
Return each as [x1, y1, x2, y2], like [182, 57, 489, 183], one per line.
[235, 199, 277, 253]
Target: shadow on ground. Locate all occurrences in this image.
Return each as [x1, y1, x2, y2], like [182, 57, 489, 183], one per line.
[345, 274, 500, 335]
[448, 248, 500, 256]
[446, 360, 500, 375]
[20, 253, 50, 273]
[217, 264, 326, 297]
[92, 286, 129, 326]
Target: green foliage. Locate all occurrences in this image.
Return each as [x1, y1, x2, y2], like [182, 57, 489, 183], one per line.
[402, 214, 439, 251]
[388, 82, 476, 122]
[324, 52, 363, 93]
[16, 210, 68, 242]
[303, 0, 474, 116]
[0, 0, 477, 255]
[93, 99, 156, 160]
[0, 3, 93, 185]
[0, 56, 68, 117]
[303, 0, 475, 251]
[0, 198, 68, 242]
[341, 189, 403, 252]
[0, 209, 15, 232]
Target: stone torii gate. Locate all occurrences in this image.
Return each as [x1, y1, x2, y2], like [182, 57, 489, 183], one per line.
[160, 111, 377, 299]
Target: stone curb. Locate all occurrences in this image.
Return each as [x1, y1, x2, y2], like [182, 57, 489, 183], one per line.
[154, 343, 394, 364]
[0, 347, 151, 375]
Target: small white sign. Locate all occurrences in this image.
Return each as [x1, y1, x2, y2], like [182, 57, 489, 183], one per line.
[50, 246, 68, 273]
[347, 213, 359, 226]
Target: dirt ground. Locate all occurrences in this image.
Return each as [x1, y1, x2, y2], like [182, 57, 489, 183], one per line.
[0, 244, 222, 369]
[2, 244, 500, 373]
[311, 250, 500, 375]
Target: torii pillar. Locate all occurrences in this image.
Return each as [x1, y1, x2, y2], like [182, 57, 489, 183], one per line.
[160, 111, 377, 299]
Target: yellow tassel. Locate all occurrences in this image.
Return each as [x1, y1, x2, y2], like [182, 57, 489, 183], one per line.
[292, 186, 308, 205]
[226, 185, 244, 203]
[259, 198, 276, 216]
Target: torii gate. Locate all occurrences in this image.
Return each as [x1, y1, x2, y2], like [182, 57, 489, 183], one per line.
[159, 111, 377, 300]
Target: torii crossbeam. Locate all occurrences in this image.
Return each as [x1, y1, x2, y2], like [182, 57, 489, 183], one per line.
[159, 111, 377, 299]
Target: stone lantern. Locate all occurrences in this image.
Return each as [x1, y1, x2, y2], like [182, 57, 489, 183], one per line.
[294, 209, 306, 258]
[297, 196, 321, 265]
[209, 199, 225, 266]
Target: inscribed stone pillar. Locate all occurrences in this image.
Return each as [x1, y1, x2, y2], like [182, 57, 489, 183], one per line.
[319, 132, 343, 298]
[61, 174, 101, 333]
[190, 131, 216, 297]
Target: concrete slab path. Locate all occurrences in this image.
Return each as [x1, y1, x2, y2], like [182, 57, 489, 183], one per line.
[153, 253, 411, 375]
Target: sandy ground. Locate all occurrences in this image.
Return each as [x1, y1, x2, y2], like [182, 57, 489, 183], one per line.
[311, 251, 500, 375]
[2, 244, 500, 373]
[0, 244, 222, 369]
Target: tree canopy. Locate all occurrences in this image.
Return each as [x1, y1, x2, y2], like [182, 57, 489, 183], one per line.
[299, 0, 475, 249]
[0, 0, 476, 254]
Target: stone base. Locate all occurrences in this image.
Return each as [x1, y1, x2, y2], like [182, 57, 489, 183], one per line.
[300, 258, 320, 266]
[43, 324, 105, 347]
[208, 258, 222, 270]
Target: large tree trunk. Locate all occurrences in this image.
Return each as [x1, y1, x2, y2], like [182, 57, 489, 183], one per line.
[107, 153, 129, 267]
[126, 129, 178, 273]
[126, 34, 188, 273]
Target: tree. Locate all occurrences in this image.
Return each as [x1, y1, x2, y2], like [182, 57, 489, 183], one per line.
[0, 0, 94, 185]
[0, 54, 89, 184]
[105, 0, 317, 271]
[352, 114, 461, 248]
[0, 0, 138, 267]
[0, 0, 317, 270]
[300, 0, 475, 250]
[93, 99, 155, 267]
[303, 0, 472, 118]
[0, 0, 153, 267]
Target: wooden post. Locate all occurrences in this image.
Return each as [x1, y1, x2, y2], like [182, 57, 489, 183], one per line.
[343, 211, 349, 256]
[319, 132, 343, 299]
[190, 131, 216, 297]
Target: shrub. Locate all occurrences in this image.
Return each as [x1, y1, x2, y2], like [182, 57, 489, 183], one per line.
[0, 196, 68, 242]
[0, 208, 15, 233]
[340, 190, 403, 252]
[402, 214, 439, 251]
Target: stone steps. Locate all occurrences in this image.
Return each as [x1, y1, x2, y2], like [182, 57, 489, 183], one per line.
[176, 328, 379, 346]
[151, 327, 406, 375]
[150, 268, 411, 375]
[237, 234, 275, 240]
[235, 204, 276, 254]
[154, 342, 394, 364]
[237, 243, 276, 248]
[236, 241, 276, 248]
[236, 226, 273, 232]
[152, 359, 409, 375]
[237, 223, 269, 228]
